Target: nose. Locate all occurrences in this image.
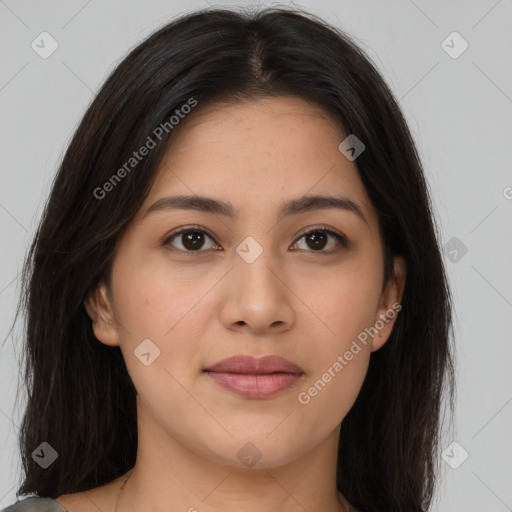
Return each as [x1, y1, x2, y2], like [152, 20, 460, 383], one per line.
[220, 247, 296, 335]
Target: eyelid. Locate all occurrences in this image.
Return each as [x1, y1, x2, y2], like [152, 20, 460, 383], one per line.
[294, 224, 348, 244]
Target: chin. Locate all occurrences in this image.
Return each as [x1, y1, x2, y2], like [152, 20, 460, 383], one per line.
[201, 434, 309, 470]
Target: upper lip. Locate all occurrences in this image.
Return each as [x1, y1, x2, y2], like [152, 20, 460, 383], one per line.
[204, 355, 304, 374]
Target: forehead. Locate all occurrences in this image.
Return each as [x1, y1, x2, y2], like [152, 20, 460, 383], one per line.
[141, 96, 377, 227]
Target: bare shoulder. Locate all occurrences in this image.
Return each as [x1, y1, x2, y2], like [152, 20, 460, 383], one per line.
[55, 475, 125, 512]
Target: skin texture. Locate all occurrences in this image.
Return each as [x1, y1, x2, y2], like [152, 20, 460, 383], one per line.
[57, 97, 406, 512]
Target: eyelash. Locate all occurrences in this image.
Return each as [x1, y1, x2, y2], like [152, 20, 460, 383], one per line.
[161, 224, 349, 255]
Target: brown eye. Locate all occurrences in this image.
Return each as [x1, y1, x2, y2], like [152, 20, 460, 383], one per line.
[163, 228, 218, 252]
[181, 231, 206, 250]
[304, 231, 328, 250]
[292, 227, 348, 252]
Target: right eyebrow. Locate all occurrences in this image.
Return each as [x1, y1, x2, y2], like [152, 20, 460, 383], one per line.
[143, 195, 235, 219]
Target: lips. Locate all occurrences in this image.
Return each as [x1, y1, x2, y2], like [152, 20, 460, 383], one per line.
[204, 354, 304, 374]
[204, 355, 304, 398]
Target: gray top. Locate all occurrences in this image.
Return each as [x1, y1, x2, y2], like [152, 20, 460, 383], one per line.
[1, 497, 68, 512]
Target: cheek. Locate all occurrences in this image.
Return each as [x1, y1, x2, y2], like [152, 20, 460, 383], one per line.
[290, 255, 381, 421]
[111, 258, 219, 396]
[295, 279, 375, 426]
[296, 348, 370, 438]
[297, 256, 383, 349]
[112, 255, 215, 339]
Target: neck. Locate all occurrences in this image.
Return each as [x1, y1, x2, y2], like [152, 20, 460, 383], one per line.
[115, 413, 347, 512]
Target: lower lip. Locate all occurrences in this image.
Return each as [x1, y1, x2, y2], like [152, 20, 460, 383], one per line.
[205, 371, 303, 398]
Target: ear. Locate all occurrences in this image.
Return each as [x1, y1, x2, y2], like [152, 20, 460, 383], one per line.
[371, 255, 406, 352]
[84, 281, 120, 347]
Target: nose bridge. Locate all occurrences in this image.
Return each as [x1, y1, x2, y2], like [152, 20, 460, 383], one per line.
[233, 235, 279, 294]
[220, 234, 294, 332]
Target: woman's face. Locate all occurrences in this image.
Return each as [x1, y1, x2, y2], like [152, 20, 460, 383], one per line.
[86, 96, 405, 469]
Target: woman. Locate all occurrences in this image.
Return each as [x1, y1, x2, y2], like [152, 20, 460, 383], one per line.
[3, 6, 454, 512]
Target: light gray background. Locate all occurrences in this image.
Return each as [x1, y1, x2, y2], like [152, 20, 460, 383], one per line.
[1, 1, 511, 510]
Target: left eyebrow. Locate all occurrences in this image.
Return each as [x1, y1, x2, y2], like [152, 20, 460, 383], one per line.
[142, 193, 367, 225]
[278, 194, 368, 226]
